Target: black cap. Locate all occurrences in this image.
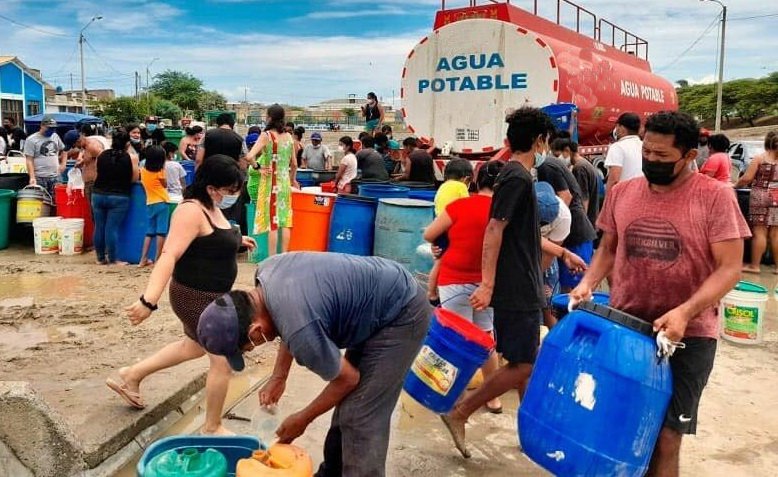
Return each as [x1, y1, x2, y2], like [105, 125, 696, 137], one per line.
[616, 112, 641, 133]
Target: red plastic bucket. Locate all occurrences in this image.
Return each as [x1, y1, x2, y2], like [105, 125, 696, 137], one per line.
[54, 185, 93, 248]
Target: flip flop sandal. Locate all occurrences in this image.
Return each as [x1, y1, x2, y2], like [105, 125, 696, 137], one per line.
[106, 377, 146, 409]
[486, 404, 503, 415]
[440, 414, 471, 459]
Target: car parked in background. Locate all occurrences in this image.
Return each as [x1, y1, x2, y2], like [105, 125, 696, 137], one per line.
[729, 140, 765, 180]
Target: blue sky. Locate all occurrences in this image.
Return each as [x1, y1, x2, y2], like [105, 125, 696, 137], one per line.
[3, 0, 776, 106]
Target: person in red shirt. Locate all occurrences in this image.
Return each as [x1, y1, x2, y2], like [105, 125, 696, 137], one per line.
[571, 111, 750, 477]
[423, 160, 505, 414]
[699, 133, 731, 183]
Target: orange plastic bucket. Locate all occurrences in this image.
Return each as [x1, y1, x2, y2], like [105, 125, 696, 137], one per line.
[289, 190, 336, 252]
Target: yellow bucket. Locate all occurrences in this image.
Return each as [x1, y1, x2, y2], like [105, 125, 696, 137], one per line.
[16, 185, 52, 223]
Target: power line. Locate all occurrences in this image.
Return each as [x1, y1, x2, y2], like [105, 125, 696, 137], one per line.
[0, 13, 72, 38]
[657, 12, 721, 73]
[83, 38, 134, 77]
[729, 12, 778, 21]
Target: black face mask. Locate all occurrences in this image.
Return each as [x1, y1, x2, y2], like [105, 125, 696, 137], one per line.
[643, 157, 684, 186]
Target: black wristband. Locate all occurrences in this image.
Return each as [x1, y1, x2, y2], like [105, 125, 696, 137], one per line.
[139, 295, 158, 311]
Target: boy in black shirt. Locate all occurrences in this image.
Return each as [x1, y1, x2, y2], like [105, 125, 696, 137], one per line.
[441, 107, 587, 459]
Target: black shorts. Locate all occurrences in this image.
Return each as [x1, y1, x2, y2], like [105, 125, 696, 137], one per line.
[492, 308, 542, 365]
[664, 337, 717, 435]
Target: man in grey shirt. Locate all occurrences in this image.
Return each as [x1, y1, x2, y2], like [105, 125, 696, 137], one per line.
[198, 252, 431, 477]
[24, 115, 66, 200]
[301, 132, 332, 170]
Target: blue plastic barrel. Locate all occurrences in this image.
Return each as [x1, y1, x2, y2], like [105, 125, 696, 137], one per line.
[116, 183, 155, 264]
[180, 160, 195, 187]
[296, 169, 314, 183]
[519, 302, 672, 477]
[297, 178, 316, 188]
[373, 198, 434, 270]
[551, 292, 610, 319]
[542, 102, 579, 143]
[404, 308, 494, 413]
[407, 190, 436, 202]
[137, 436, 261, 477]
[328, 195, 378, 256]
[359, 184, 410, 199]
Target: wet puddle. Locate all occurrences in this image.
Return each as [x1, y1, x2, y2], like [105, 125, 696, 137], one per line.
[0, 323, 87, 360]
[0, 275, 83, 299]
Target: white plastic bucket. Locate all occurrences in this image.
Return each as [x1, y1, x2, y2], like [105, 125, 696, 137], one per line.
[33, 217, 62, 255]
[58, 218, 84, 255]
[719, 281, 768, 345]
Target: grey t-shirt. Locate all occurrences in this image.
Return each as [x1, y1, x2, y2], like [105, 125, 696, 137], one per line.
[23, 132, 64, 178]
[301, 144, 331, 170]
[255, 253, 419, 380]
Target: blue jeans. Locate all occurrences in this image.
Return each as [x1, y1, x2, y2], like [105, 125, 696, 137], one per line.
[92, 193, 130, 263]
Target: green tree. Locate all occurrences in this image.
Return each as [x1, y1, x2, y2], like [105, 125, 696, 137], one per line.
[342, 108, 357, 118]
[93, 96, 148, 125]
[150, 70, 202, 102]
[198, 90, 227, 113]
[154, 99, 183, 123]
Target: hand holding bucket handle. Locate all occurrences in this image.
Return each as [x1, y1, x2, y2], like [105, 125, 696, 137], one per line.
[568, 283, 593, 313]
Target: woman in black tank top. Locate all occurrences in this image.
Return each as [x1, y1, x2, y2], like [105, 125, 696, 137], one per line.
[106, 155, 256, 436]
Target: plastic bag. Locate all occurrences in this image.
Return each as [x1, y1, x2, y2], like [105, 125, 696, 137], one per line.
[67, 167, 85, 191]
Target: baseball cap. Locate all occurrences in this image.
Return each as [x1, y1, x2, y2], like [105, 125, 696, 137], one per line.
[41, 114, 57, 127]
[245, 132, 260, 148]
[197, 294, 246, 371]
[63, 130, 81, 151]
[535, 181, 560, 225]
[311, 132, 322, 141]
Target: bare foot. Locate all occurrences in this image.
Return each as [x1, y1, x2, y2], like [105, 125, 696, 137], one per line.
[742, 265, 761, 274]
[486, 398, 503, 414]
[201, 425, 235, 436]
[137, 259, 149, 268]
[440, 409, 470, 458]
[112, 261, 129, 266]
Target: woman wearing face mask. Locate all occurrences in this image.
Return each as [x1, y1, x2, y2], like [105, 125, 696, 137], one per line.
[361, 92, 384, 134]
[245, 104, 298, 257]
[127, 124, 144, 162]
[109, 155, 256, 435]
[334, 136, 358, 194]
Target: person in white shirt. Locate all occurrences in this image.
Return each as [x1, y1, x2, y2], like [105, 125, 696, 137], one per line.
[335, 136, 358, 194]
[604, 112, 643, 190]
[301, 132, 332, 170]
[538, 181, 572, 330]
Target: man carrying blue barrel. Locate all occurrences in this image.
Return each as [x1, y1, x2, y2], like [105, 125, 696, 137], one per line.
[571, 111, 750, 477]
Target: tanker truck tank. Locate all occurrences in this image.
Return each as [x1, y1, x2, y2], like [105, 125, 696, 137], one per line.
[400, 0, 678, 158]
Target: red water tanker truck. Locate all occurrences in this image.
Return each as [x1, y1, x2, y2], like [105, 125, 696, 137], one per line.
[400, 0, 678, 178]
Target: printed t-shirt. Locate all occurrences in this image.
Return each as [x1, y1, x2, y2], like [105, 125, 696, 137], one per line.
[255, 253, 418, 380]
[598, 173, 751, 338]
[438, 195, 491, 286]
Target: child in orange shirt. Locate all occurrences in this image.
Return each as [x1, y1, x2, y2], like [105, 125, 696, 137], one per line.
[138, 146, 169, 267]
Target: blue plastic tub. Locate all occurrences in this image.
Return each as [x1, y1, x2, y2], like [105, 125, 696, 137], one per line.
[180, 160, 196, 187]
[407, 190, 436, 202]
[137, 435, 261, 477]
[116, 183, 155, 264]
[542, 102, 579, 143]
[404, 308, 494, 413]
[519, 302, 672, 476]
[373, 198, 433, 270]
[328, 195, 378, 256]
[296, 169, 314, 182]
[297, 178, 316, 188]
[359, 184, 409, 199]
[551, 291, 610, 319]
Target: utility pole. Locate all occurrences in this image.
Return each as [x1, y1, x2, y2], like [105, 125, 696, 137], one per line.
[145, 57, 160, 96]
[70, 73, 74, 92]
[701, 0, 727, 131]
[135, 72, 139, 99]
[78, 16, 102, 114]
[244, 86, 248, 104]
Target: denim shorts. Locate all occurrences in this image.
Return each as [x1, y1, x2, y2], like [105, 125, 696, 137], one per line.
[146, 202, 170, 236]
[438, 283, 494, 332]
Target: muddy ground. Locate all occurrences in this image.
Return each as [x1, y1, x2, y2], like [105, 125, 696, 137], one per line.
[1, 244, 777, 476]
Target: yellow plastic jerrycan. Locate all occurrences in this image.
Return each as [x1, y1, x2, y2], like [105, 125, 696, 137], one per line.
[236, 444, 313, 477]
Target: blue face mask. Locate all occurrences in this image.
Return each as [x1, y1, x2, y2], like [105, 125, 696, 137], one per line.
[147, 124, 157, 133]
[217, 193, 240, 209]
[43, 128, 55, 137]
[534, 152, 546, 168]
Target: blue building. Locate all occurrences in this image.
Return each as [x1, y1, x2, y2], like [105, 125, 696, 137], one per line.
[0, 56, 46, 127]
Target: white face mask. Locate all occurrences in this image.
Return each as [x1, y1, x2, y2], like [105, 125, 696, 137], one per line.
[612, 127, 620, 141]
[339, 145, 346, 153]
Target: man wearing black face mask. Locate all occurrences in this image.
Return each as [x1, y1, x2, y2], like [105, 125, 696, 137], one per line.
[24, 115, 67, 200]
[571, 111, 750, 477]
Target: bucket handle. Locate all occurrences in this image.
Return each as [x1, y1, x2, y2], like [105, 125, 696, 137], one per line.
[22, 184, 54, 205]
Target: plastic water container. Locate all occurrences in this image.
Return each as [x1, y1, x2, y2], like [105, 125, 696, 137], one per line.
[327, 195, 378, 256]
[359, 184, 410, 199]
[144, 448, 227, 477]
[373, 198, 434, 270]
[288, 190, 337, 252]
[245, 202, 270, 263]
[295, 169, 314, 183]
[236, 445, 314, 477]
[404, 308, 495, 413]
[551, 292, 610, 319]
[33, 216, 62, 254]
[542, 102, 579, 142]
[180, 160, 196, 187]
[519, 301, 672, 477]
[407, 190, 436, 202]
[16, 185, 52, 224]
[137, 436, 261, 477]
[720, 281, 768, 345]
[58, 218, 84, 255]
[117, 183, 155, 264]
[0, 189, 14, 250]
[54, 184, 93, 248]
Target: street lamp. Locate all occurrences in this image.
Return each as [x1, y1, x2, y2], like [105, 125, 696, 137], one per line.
[700, 0, 727, 132]
[79, 15, 103, 114]
[146, 57, 160, 92]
